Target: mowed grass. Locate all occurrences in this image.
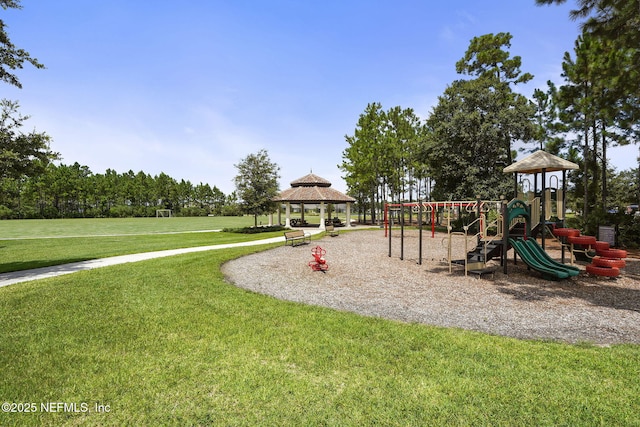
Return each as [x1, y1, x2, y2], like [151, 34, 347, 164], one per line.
[1, 245, 639, 426]
[0, 215, 274, 239]
[0, 216, 281, 273]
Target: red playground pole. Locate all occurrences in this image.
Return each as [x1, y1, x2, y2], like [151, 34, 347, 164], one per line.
[431, 208, 436, 238]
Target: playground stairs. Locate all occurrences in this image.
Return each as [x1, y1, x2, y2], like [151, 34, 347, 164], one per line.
[453, 219, 532, 272]
[451, 237, 503, 276]
[466, 239, 503, 264]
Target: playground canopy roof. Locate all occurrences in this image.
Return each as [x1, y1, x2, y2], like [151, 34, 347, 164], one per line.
[503, 150, 579, 174]
[274, 173, 355, 204]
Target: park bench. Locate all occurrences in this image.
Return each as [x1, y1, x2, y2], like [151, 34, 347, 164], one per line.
[325, 225, 339, 237]
[284, 230, 311, 246]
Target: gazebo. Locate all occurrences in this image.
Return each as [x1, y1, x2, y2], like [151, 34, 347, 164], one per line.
[274, 173, 355, 229]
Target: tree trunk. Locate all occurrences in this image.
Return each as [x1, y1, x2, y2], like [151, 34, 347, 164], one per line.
[583, 129, 589, 218]
[601, 121, 607, 212]
[637, 146, 640, 207]
[592, 120, 599, 213]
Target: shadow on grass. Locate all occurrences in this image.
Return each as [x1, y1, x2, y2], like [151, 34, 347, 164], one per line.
[0, 258, 97, 274]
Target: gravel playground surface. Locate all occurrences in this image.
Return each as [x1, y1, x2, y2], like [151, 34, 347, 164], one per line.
[222, 228, 640, 345]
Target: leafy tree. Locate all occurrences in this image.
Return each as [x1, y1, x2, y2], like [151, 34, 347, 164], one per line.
[425, 78, 516, 200]
[340, 103, 427, 223]
[608, 168, 639, 210]
[383, 106, 423, 202]
[233, 149, 280, 226]
[455, 32, 533, 86]
[555, 29, 634, 215]
[426, 33, 536, 200]
[537, 0, 640, 179]
[535, 0, 639, 69]
[530, 81, 566, 154]
[0, 0, 45, 89]
[340, 102, 385, 222]
[455, 32, 535, 166]
[154, 172, 177, 210]
[0, 100, 58, 181]
[0, 1, 52, 214]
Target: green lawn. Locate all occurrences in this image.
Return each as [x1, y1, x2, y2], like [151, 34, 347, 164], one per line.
[0, 215, 274, 239]
[1, 244, 639, 426]
[0, 216, 282, 273]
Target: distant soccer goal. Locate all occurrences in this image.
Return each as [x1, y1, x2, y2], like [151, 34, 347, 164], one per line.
[156, 209, 173, 218]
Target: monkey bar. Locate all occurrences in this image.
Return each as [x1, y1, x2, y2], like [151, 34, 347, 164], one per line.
[384, 199, 503, 266]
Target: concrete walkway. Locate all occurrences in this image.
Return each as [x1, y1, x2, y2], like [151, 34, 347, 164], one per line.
[0, 229, 325, 288]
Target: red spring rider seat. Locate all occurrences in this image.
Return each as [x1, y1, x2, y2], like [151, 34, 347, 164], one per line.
[308, 246, 328, 271]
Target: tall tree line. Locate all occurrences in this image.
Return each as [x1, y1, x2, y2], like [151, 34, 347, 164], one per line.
[0, 162, 239, 219]
[341, 2, 639, 222]
[0, 3, 245, 220]
[341, 33, 538, 213]
[340, 103, 425, 223]
[536, 0, 640, 215]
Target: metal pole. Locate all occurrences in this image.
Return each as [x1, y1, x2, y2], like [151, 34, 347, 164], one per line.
[561, 170, 567, 263]
[502, 199, 509, 275]
[384, 203, 388, 237]
[400, 204, 404, 261]
[431, 206, 435, 238]
[418, 202, 423, 265]
[542, 168, 547, 250]
[388, 208, 392, 257]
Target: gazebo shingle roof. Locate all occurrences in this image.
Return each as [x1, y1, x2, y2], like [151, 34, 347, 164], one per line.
[290, 173, 331, 187]
[274, 173, 355, 203]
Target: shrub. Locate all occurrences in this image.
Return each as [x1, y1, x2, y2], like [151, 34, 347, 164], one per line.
[109, 205, 133, 218]
[565, 210, 640, 249]
[222, 225, 286, 234]
[0, 205, 14, 219]
[178, 207, 208, 217]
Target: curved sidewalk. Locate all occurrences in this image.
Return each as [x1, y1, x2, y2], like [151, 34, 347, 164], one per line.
[0, 229, 324, 288]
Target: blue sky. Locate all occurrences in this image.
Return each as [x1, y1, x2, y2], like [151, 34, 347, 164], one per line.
[3, 1, 638, 195]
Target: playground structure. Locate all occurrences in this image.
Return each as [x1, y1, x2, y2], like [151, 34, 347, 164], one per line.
[384, 198, 504, 275]
[308, 245, 328, 271]
[384, 150, 628, 280]
[384, 197, 614, 280]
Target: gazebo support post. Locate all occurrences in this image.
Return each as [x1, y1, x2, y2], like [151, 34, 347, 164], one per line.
[319, 202, 326, 230]
[285, 203, 291, 228]
[345, 202, 352, 228]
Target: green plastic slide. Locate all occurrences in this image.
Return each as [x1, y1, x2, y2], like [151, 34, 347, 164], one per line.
[524, 238, 580, 277]
[509, 238, 570, 280]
